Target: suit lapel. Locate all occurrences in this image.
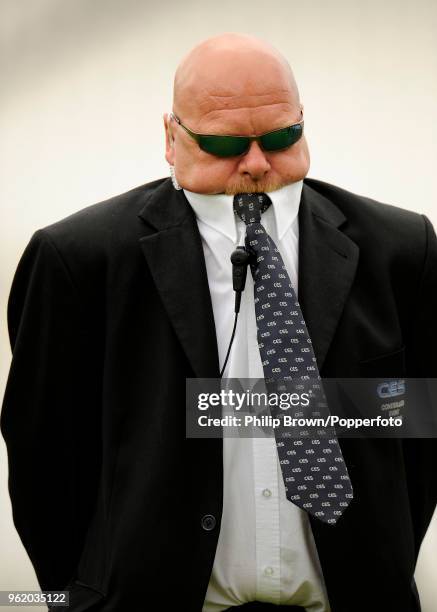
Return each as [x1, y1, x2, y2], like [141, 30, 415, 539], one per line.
[298, 183, 359, 372]
[137, 179, 220, 378]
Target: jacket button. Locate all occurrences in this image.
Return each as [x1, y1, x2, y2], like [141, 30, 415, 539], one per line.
[201, 514, 216, 531]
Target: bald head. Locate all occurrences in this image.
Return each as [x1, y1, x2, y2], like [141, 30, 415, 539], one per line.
[173, 32, 300, 128]
[164, 32, 309, 195]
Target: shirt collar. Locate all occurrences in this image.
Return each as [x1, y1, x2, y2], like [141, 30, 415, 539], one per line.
[183, 180, 303, 243]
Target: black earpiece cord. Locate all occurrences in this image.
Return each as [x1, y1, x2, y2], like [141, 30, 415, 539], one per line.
[220, 246, 251, 378]
[219, 312, 238, 378]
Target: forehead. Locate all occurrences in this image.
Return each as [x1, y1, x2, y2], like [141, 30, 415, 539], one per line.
[176, 52, 298, 134]
[194, 91, 296, 134]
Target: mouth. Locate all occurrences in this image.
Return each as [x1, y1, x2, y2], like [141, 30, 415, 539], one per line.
[224, 178, 287, 195]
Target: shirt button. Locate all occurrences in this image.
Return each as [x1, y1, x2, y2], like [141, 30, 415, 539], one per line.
[201, 514, 216, 531]
[264, 566, 274, 576]
[262, 488, 272, 498]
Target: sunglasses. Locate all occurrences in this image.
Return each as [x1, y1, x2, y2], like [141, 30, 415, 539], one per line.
[169, 109, 304, 158]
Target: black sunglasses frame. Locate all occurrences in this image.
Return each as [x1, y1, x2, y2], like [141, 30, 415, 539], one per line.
[168, 108, 304, 157]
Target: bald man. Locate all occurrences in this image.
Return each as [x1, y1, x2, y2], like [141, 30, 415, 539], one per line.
[1, 32, 437, 612]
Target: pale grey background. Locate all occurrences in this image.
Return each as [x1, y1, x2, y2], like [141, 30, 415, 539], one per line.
[1, 1, 436, 610]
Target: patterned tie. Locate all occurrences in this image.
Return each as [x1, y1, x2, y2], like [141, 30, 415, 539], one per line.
[233, 191, 353, 525]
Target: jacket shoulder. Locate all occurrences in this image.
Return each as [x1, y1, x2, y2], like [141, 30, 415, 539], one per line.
[27, 177, 168, 269]
[38, 177, 167, 244]
[303, 178, 437, 288]
[16, 178, 169, 298]
[304, 177, 427, 237]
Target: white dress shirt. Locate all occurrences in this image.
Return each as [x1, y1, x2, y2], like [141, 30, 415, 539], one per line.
[184, 181, 331, 612]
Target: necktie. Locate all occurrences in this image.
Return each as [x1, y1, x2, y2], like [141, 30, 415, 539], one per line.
[233, 191, 353, 525]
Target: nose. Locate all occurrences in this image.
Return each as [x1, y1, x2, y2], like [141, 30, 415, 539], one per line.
[238, 140, 271, 181]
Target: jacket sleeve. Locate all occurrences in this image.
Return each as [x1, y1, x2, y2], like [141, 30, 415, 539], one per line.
[403, 213, 437, 560]
[407, 214, 437, 376]
[0, 229, 103, 591]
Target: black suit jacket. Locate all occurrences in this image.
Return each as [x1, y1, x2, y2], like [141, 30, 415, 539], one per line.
[1, 177, 437, 612]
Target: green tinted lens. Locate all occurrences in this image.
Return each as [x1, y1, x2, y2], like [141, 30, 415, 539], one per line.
[199, 135, 250, 157]
[197, 123, 303, 157]
[260, 123, 303, 151]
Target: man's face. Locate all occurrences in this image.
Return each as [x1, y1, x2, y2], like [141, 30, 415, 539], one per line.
[164, 52, 310, 195]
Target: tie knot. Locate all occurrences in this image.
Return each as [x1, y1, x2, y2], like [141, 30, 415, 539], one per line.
[233, 192, 272, 225]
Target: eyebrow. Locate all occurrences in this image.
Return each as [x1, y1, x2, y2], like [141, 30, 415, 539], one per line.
[194, 102, 303, 132]
[187, 113, 303, 138]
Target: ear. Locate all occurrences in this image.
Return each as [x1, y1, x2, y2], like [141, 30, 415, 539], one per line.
[164, 112, 175, 164]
